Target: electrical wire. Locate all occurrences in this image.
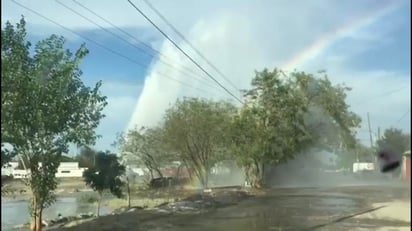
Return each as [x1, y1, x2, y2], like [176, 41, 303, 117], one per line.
[56, 0, 222, 91]
[10, 0, 218, 95]
[72, 0, 211, 84]
[127, 0, 244, 104]
[141, 0, 240, 94]
[395, 108, 410, 124]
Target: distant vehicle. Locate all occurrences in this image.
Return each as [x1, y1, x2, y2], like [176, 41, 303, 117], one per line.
[353, 162, 376, 177]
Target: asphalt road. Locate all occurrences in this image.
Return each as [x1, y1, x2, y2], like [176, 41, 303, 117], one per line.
[161, 185, 410, 231]
[54, 183, 410, 231]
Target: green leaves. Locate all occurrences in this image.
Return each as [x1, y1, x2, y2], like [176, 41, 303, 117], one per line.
[117, 126, 173, 178]
[236, 69, 310, 164]
[2, 16, 107, 159]
[376, 128, 410, 155]
[1, 17, 107, 224]
[83, 151, 125, 198]
[162, 98, 237, 187]
[231, 69, 362, 186]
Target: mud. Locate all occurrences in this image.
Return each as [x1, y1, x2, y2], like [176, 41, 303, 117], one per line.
[49, 185, 410, 231]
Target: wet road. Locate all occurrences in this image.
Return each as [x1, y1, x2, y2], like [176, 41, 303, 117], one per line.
[163, 186, 410, 231]
[55, 184, 410, 231]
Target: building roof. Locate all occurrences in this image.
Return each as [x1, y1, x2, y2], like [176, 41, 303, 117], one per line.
[403, 150, 411, 156]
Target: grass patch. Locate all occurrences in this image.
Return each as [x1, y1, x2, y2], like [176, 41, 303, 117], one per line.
[103, 197, 174, 209]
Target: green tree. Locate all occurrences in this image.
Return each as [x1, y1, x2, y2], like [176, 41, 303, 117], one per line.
[60, 155, 76, 162]
[376, 128, 410, 155]
[231, 69, 310, 188]
[83, 151, 125, 216]
[116, 126, 172, 179]
[75, 146, 97, 168]
[335, 141, 374, 169]
[1, 18, 107, 231]
[115, 126, 175, 207]
[162, 98, 237, 188]
[231, 69, 361, 188]
[293, 71, 361, 151]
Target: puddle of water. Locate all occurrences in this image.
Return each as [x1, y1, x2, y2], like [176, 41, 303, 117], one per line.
[166, 192, 362, 231]
[1, 197, 111, 230]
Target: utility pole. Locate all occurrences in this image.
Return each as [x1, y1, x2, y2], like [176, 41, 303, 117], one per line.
[377, 127, 381, 141]
[367, 112, 378, 167]
[367, 112, 374, 148]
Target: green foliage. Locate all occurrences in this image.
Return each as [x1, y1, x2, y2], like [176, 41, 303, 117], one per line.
[1, 17, 107, 230]
[116, 126, 173, 179]
[83, 151, 125, 198]
[162, 97, 237, 188]
[376, 128, 410, 154]
[335, 142, 374, 169]
[230, 69, 361, 187]
[115, 69, 361, 189]
[230, 69, 310, 187]
[60, 155, 76, 162]
[293, 71, 361, 150]
[75, 146, 97, 168]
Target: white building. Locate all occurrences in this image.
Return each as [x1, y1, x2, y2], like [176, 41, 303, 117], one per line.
[55, 162, 87, 178]
[1, 162, 19, 176]
[2, 162, 87, 179]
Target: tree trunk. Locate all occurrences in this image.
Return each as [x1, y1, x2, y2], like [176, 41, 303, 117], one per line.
[30, 205, 43, 231]
[155, 168, 163, 178]
[248, 160, 264, 189]
[30, 197, 37, 231]
[204, 168, 209, 188]
[35, 208, 43, 231]
[149, 169, 154, 180]
[96, 192, 102, 217]
[126, 178, 131, 209]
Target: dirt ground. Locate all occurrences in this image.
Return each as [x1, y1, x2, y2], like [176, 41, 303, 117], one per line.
[46, 184, 410, 231]
[351, 200, 410, 231]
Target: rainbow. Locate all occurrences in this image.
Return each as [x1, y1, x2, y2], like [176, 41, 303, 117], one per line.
[282, 0, 404, 71]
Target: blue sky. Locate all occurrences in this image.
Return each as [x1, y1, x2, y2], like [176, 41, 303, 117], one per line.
[2, 0, 410, 154]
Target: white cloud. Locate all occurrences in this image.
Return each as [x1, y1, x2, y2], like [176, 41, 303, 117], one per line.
[94, 80, 143, 151]
[3, 0, 409, 150]
[1, 0, 235, 39]
[127, 0, 410, 147]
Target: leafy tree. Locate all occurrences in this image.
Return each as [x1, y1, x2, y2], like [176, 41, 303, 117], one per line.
[60, 155, 76, 162]
[376, 128, 410, 155]
[115, 126, 174, 207]
[83, 151, 125, 216]
[116, 126, 172, 179]
[1, 18, 107, 231]
[293, 71, 361, 151]
[335, 141, 374, 169]
[162, 98, 237, 188]
[231, 69, 310, 188]
[75, 146, 97, 168]
[1, 145, 16, 169]
[231, 69, 361, 188]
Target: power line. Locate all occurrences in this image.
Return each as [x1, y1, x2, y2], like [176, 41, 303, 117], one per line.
[395, 108, 410, 124]
[71, 0, 221, 90]
[55, 0, 221, 91]
[127, 0, 243, 104]
[10, 0, 216, 95]
[141, 0, 240, 94]
[352, 86, 408, 107]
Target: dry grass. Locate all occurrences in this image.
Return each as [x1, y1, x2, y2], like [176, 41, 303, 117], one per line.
[103, 197, 174, 209]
